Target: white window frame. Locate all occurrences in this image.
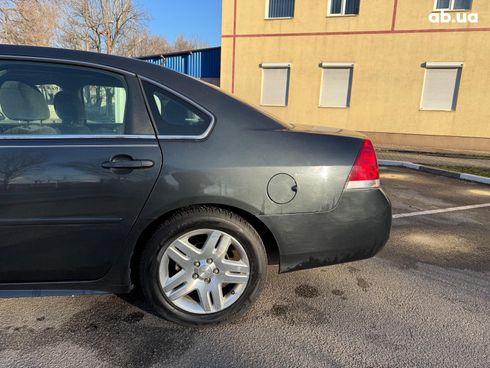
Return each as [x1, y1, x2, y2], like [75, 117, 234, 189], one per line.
[260, 63, 291, 107]
[265, 0, 295, 20]
[319, 62, 354, 108]
[433, 0, 473, 11]
[420, 62, 464, 112]
[327, 0, 360, 17]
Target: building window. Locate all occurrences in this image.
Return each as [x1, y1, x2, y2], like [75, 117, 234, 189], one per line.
[434, 0, 472, 11]
[319, 63, 354, 108]
[328, 0, 360, 16]
[267, 0, 295, 19]
[260, 63, 291, 107]
[421, 62, 463, 111]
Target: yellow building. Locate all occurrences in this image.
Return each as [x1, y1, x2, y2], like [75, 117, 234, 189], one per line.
[220, 0, 490, 151]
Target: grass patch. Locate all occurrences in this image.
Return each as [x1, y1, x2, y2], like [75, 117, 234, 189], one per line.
[431, 165, 490, 178]
[379, 149, 490, 160]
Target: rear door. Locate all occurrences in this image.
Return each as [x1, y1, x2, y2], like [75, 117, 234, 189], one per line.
[0, 59, 162, 283]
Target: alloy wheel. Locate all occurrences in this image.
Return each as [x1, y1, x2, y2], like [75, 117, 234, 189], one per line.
[158, 229, 250, 314]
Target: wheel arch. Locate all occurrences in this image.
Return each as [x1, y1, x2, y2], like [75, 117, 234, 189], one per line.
[129, 204, 280, 287]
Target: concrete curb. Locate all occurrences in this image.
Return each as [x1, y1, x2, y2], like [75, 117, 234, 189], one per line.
[379, 160, 490, 185]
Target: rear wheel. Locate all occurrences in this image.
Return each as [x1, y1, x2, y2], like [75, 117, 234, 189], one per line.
[139, 207, 267, 326]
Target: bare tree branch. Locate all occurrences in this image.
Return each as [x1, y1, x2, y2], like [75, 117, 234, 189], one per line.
[172, 35, 208, 52]
[118, 30, 171, 57]
[0, 0, 58, 46]
[1, 0, 209, 58]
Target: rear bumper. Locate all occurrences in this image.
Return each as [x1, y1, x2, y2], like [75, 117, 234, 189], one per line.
[259, 189, 392, 273]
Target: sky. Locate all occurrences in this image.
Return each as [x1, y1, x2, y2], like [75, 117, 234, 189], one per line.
[142, 0, 223, 47]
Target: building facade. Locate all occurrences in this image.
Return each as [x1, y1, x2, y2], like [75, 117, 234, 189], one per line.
[140, 47, 221, 86]
[221, 0, 490, 151]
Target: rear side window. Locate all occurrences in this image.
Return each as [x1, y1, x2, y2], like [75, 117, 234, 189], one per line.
[0, 60, 129, 136]
[142, 80, 212, 138]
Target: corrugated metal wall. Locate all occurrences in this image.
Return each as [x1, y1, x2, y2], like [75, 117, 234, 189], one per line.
[140, 47, 221, 79]
[268, 0, 295, 18]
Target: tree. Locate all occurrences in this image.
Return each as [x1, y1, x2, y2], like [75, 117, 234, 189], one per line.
[0, 0, 58, 46]
[171, 35, 208, 52]
[0, 152, 46, 190]
[58, 0, 146, 54]
[120, 33, 209, 57]
[1, 0, 209, 57]
[118, 30, 171, 57]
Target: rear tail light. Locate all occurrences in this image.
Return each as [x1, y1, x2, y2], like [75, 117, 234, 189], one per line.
[346, 139, 380, 190]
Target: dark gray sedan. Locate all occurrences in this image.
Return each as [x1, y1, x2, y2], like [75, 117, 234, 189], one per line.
[0, 45, 391, 325]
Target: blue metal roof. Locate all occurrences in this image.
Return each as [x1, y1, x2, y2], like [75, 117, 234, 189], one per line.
[139, 47, 221, 79]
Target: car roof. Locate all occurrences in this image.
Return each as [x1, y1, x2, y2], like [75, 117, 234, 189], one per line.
[0, 44, 179, 79]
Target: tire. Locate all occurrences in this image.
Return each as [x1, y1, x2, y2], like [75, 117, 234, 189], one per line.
[139, 206, 267, 326]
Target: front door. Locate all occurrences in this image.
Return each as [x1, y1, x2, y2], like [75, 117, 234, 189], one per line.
[0, 60, 162, 283]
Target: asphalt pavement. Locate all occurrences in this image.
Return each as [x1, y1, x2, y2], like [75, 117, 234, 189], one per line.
[0, 167, 489, 368]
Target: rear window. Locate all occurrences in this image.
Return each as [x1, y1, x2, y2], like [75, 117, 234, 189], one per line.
[142, 81, 212, 137]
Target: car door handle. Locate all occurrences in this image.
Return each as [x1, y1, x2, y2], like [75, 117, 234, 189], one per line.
[101, 159, 154, 169]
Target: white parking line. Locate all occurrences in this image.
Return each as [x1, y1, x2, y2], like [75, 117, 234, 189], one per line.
[393, 203, 490, 219]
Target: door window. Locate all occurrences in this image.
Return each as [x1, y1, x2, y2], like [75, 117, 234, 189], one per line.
[0, 61, 130, 136]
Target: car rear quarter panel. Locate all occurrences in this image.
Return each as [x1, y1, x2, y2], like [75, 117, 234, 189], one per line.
[140, 127, 363, 220]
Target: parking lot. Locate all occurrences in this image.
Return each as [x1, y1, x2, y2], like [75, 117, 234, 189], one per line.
[0, 167, 489, 368]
